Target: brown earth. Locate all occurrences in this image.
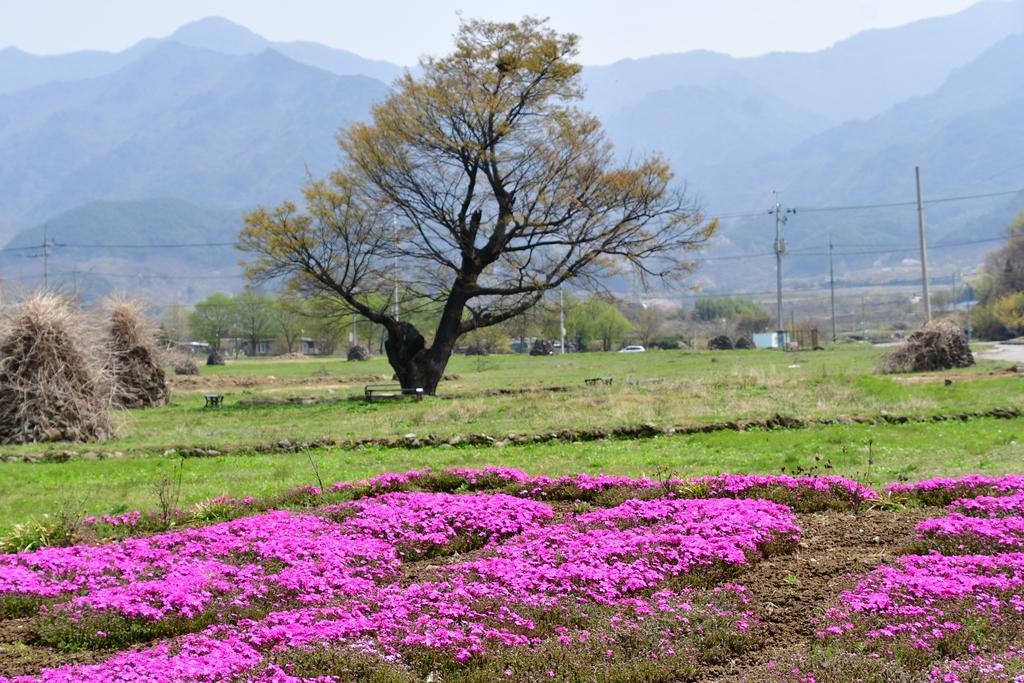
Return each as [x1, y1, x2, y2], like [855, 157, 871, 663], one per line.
[167, 373, 387, 391]
[709, 507, 933, 682]
[0, 617, 132, 676]
[167, 372, 464, 392]
[7, 406, 1021, 463]
[891, 364, 1023, 384]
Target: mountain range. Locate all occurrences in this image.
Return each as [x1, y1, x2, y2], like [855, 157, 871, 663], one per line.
[1, 3, 1023, 300]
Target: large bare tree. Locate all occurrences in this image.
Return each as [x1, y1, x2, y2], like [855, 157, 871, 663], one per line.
[240, 17, 717, 392]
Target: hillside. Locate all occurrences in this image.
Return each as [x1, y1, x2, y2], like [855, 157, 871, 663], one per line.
[0, 42, 388, 240]
[602, 74, 829, 170]
[582, 0, 1024, 124]
[1, 4, 1022, 298]
[697, 31, 1024, 271]
[0, 198, 243, 302]
[0, 17, 403, 95]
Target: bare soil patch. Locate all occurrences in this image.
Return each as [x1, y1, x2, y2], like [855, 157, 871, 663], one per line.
[0, 617, 130, 676]
[709, 507, 932, 682]
[167, 373, 386, 391]
[891, 365, 1023, 384]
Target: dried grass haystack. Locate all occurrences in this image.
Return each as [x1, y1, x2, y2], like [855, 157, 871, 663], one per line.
[734, 336, 755, 350]
[882, 319, 975, 374]
[346, 345, 369, 361]
[163, 350, 199, 376]
[0, 294, 112, 443]
[708, 335, 733, 350]
[106, 302, 169, 408]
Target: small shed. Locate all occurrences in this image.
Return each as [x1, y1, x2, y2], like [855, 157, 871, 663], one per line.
[753, 332, 789, 349]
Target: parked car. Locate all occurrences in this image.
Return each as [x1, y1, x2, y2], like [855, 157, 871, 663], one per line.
[618, 345, 646, 353]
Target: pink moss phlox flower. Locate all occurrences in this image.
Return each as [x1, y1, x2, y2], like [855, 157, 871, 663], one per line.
[917, 514, 1024, 551]
[691, 473, 878, 503]
[0, 490, 798, 681]
[950, 493, 1024, 518]
[0, 510, 398, 619]
[819, 552, 1024, 650]
[886, 476, 1024, 501]
[334, 491, 554, 549]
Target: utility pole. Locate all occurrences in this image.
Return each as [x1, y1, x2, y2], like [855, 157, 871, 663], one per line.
[967, 298, 974, 343]
[43, 225, 51, 289]
[559, 287, 566, 354]
[915, 166, 932, 323]
[392, 216, 400, 322]
[769, 191, 796, 347]
[829, 235, 837, 343]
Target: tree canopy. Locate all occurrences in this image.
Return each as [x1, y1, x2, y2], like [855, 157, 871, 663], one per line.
[240, 17, 716, 391]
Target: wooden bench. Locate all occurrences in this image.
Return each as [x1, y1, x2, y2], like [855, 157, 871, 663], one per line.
[204, 393, 224, 408]
[364, 384, 426, 402]
[584, 376, 613, 386]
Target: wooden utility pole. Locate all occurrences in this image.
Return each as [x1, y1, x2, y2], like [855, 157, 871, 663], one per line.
[829, 235, 837, 343]
[769, 192, 795, 347]
[915, 166, 932, 322]
[559, 287, 566, 354]
[42, 225, 51, 289]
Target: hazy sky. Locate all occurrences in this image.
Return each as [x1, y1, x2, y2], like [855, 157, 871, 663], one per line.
[0, 0, 982, 65]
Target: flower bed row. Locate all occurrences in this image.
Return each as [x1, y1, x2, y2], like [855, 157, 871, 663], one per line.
[356, 466, 879, 511]
[0, 468, 880, 554]
[15, 471, 1024, 555]
[794, 474, 1024, 680]
[885, 475, 1024, 506]
[0, 495, 800, 680]
[0, 493, 552, 632]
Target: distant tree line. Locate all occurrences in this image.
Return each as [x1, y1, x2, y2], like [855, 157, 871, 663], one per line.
[162, 289, 774, 357]
[971, 211, 1024, 340]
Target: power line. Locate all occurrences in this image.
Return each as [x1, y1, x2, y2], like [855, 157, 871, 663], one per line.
[790, 185, 1024, 214]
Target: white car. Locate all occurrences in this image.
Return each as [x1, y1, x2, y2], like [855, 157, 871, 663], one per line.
[618, 345, 646, 353]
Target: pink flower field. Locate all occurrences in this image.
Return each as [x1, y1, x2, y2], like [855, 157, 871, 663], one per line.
[1, 470, 1024, 682]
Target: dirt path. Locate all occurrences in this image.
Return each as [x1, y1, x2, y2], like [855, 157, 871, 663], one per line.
[709, 508, 931, 682]
[977, 342, 1024, 364]
[0, 616, 128, 676]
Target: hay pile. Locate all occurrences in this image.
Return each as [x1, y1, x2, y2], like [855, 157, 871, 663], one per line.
[530, 340, 554, 356]
[0, 294, 112, 444]
[166, 352, 199, 376]
[708, 335, 733, 350]
[882, 319, 975, 373]
[346, 345, 369, 361]
[106, 302, 168, 408]
[734, 336, 755, 350]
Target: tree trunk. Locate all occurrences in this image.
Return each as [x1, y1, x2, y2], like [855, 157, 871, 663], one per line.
[384, 322, 437, 393]
[384, 288, 467, 394]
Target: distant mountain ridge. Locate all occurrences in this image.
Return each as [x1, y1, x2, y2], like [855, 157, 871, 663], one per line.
[0, 41, 389, 237]
[0, 16, 404, 95]
[582, 0, 1024, 124]
[1, 4, 1023, 299]
[0, 198, 242, 302]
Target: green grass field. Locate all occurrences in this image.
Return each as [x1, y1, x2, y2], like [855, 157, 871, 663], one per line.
[1, 345, 1021, 531]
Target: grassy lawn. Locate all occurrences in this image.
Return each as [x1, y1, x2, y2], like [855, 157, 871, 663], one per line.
[2, 345, 1020, 456]
[0, 344, 1021, 531]
[1, 415, 1021, 531]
